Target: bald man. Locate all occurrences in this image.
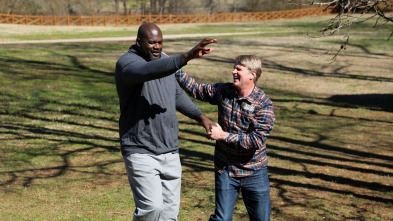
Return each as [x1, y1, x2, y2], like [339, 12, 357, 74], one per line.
[115, 22, 216, 220]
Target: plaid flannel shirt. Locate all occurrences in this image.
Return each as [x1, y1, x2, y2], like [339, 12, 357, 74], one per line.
[176, 70, 275, 177]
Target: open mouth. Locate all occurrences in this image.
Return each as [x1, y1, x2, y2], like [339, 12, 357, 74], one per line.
[152, 52, 160, 56]
[151, 51, 161, 57]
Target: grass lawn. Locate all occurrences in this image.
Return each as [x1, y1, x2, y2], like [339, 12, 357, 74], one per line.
[1, 16, 393, 220]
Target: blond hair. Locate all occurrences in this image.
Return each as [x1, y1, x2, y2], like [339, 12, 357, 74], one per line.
[234, 55, 262, 83]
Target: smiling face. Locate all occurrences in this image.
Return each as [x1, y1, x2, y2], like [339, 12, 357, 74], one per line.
[232, 62, 256, 93]
[136, 23, 163, 61]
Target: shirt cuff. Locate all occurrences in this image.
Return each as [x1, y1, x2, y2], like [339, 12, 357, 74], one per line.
[225, 133, 234, 142]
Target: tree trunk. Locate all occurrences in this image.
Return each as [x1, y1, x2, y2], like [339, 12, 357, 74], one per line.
[7, 0, 19, 14]
[123, 0, 128, 15]
[114, 0, 120, 15]
[158, 0, 166, 14]
[140, 0, 146, 14]
[167, 0, 177, 14]
[150, 0, 157, 14]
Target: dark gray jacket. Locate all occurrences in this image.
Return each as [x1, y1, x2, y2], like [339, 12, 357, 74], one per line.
[115, 45, 203, 156]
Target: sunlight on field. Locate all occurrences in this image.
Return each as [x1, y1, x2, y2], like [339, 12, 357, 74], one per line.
[0, 16, 392, 220]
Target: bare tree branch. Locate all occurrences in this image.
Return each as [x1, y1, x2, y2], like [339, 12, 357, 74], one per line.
[288, 0, 393, 59]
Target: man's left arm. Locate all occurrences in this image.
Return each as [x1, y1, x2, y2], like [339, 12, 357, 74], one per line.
[210, 103, 275, 149]
[175, 80, 215, 134]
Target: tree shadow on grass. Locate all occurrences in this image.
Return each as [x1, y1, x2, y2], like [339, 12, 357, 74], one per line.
[262, 58, 393, 82]
[328, 94, 393, 112]
[177, 100, 393, 213]
[273, 135, 393, 165]
[169, 44, 393, 212]
[0, 45, 121, 188]
[270, 176, 393, 204]
[0, 91, 118, 132]
[1, 42, 392, 220]
[269, 144, 393, 175]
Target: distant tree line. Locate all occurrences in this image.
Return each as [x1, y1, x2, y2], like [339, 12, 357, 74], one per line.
[0, 0, 308, 16]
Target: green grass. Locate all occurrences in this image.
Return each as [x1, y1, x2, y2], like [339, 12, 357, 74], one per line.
[1, 16, 393, 220]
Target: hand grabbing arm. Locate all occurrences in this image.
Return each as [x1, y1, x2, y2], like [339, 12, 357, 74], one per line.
[199, 114, 216, 137]
[209, 123, 229, 141]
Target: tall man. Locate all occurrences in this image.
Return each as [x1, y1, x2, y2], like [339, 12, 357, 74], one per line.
[176, 55, 275, 221]
[115, 22, 216, 220]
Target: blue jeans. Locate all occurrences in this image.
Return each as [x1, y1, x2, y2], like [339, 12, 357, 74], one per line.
[209, 168, 271, 221]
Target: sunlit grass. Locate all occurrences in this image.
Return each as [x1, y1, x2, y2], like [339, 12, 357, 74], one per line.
[1, 17, 392, 220]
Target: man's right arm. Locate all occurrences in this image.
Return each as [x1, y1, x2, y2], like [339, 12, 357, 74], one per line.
[116, 53, 185, 86]
[116, 38, 217, 86]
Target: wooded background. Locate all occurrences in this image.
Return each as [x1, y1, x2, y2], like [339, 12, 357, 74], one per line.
[0, 0, 310, 16]
[0, 7, 331, 26]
